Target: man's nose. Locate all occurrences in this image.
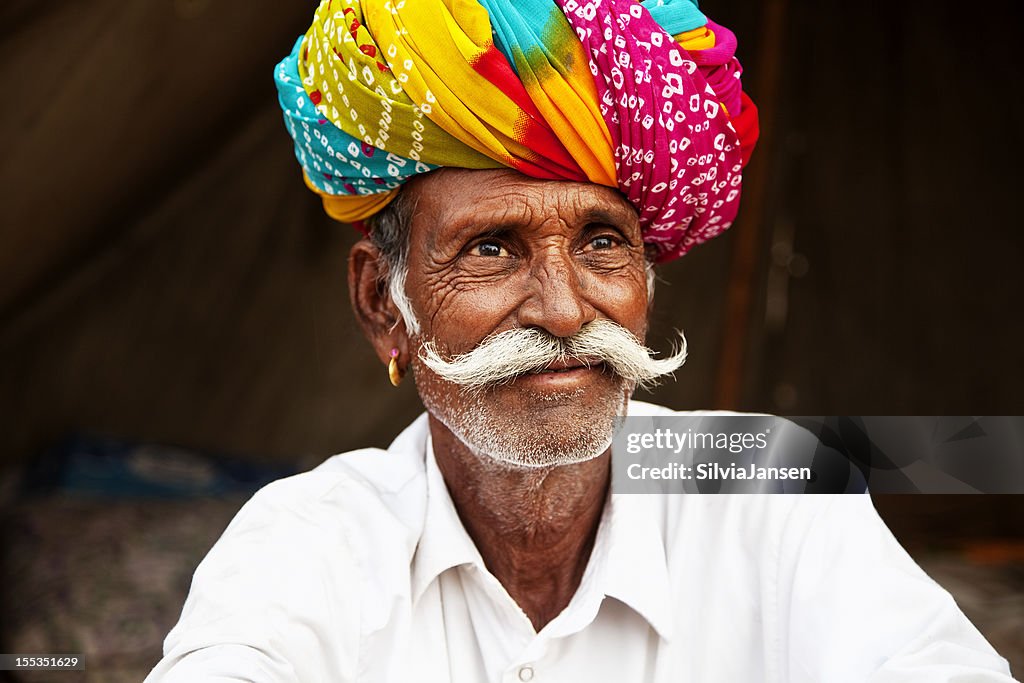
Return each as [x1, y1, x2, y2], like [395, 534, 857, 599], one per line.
[515, 252, 597, 339]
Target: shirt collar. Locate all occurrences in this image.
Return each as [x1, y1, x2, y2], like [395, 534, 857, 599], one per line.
[598, 490, 676, 640]
[596, 399, 675, 640]
[410, 431, 485, 605]
[409, 421, 675, 641]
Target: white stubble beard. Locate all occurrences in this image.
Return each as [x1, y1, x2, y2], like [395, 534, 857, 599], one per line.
[414, 361, 632, 471]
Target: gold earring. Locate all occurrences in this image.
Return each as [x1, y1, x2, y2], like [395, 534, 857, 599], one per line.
[388, 348, 403, 387]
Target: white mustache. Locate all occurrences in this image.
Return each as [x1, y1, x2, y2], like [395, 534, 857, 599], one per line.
[418, 319, 687, 390]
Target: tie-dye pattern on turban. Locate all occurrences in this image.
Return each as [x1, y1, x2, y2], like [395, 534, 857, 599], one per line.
[274, 0, 759, 262]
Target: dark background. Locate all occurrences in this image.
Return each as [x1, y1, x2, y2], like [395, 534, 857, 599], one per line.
[0, 0, 1022, 679]
[2, 1, 1022, 461]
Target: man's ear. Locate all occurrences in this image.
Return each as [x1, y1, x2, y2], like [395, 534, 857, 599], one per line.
[348, 239, 410, 367]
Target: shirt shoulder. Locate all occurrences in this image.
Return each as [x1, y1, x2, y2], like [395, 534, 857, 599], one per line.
[627, 399, 763, 418]
[149, 416, 433, 682]
[223, 411, 432, 573]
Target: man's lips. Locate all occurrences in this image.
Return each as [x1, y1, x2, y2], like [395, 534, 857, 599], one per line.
[530, 358, 605, 374]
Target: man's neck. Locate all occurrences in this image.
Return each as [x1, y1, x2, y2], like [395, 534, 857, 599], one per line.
[429, 416, 610, 632]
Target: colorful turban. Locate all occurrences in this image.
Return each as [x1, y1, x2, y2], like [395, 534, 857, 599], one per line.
[274, 0, 759, 261]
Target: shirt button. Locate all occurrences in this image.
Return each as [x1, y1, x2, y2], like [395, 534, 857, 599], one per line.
[518, 666, 535, 682]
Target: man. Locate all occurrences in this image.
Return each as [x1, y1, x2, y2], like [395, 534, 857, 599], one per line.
[148, 0, 1016, 680]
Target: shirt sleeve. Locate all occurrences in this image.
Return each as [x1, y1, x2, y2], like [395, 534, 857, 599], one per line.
[144, 644, 297, 683]
[777, 495, 1017, 682]
[143, 478, 363, 682]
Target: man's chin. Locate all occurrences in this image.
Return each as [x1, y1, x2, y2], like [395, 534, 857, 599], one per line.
[448, 376, 627, 469]
[471, 432, 612, 471]
[414, 358, 630, 469]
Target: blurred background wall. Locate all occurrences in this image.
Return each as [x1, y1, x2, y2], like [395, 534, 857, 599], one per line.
[0, 0, 1022, 679]
[2, 0, 1022, 463]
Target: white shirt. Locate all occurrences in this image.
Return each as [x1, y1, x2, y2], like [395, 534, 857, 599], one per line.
[147, 402, 1016, 682]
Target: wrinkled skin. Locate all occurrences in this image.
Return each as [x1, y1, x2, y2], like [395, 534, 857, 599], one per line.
[349, 168, 650, 630]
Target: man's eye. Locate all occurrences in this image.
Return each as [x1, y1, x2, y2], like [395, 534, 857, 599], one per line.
[474, 241, 509, 257]
[589, 235, 618, 250]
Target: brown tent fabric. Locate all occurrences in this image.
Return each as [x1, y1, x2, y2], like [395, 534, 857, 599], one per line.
[1, 1, 1023, 465]
[0, 1, 735, 462]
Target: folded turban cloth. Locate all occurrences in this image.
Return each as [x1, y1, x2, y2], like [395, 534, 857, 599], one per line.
[275, 0, 759, 261]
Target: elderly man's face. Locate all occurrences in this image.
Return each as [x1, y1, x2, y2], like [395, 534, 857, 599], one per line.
[400, 168, 650, 468]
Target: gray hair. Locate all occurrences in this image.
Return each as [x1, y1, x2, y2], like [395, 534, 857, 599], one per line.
[366, 191, 421, 335]
[365, 188, 656, 337]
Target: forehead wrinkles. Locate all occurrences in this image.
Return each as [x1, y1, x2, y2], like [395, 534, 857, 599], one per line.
[494, 189, 553, 228]
[452, 184, 616, 232]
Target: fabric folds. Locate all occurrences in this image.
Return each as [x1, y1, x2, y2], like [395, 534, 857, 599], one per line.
[274, 0, 759, 260]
